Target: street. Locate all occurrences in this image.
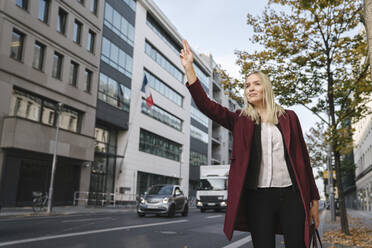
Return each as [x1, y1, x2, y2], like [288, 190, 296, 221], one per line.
[0, 208, 288, 248]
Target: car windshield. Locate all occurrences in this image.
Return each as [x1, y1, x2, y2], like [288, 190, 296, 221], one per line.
[199, 179, 227, 190]
[147, 185, 173, 195]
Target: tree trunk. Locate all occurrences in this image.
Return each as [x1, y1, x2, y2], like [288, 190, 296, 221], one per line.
[333, 148, 350, 235]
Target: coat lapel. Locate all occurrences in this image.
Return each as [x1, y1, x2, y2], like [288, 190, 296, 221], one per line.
[278, 112, 291, 153]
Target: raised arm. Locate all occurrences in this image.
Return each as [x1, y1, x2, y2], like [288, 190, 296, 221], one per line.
[180, 40, 238, 131]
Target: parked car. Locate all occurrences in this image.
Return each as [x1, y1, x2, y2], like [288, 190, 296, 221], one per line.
[137, 184, 188, 218]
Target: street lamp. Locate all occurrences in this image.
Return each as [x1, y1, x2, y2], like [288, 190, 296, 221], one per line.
[47, 102, 63, 214]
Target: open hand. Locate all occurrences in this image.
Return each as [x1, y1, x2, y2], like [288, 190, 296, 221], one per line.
[180, 40, 193, 68]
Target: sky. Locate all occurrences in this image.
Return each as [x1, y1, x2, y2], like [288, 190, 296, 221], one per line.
[151, 0, 325, 198]
[151, 0, 318, 134]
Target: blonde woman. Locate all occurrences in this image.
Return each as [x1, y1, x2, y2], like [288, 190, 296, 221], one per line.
[180, 40, 319, 248]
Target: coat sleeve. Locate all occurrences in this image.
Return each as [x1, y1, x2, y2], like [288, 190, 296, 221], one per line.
[186, 78, 239, 131]
[292, 111, 321, 201]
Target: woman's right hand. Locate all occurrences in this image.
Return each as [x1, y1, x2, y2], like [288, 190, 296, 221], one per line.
[180, 40, 193, 69]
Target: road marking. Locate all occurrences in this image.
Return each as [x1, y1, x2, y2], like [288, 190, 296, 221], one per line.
[61, 217, 114, 223]
[221, 236, 252, 248]
[0, 219, 188, 247]
[206, 215, 223, 219]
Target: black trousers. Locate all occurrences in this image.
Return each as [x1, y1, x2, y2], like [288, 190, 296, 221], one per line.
[246, 185, 306, 248]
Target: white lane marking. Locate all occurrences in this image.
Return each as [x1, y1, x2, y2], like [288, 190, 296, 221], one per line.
[62, 217, 114, 223]
[0, 219, 188, 247]
[206, 215, 223, 219]
[221, 236, 252, 248]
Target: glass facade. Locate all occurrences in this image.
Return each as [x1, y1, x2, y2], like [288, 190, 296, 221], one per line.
[120, 0, 136, 12]
[10, 29, 24, 61]
[91, 126, 118, 194]
[104, 2, 135, 46]
[141, 99, 182, 131]
[144, 70, 183, 107]
[190, 125, 208, 144]
[137, 171, 179, 196]
[146, 15, 180, 54]
[139, 129, 182, 161]
[101, 37, 133, 78]
[98, 73, 131, 112]
[194, 63, 210, 91]
[9, 88, 81, 133]
[191, 106, 209, 128]
[189, 151, 208, 167]
[145, 41, 183, 82]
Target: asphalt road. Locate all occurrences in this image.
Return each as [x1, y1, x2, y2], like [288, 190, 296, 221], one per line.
[0, 208, 287, 248]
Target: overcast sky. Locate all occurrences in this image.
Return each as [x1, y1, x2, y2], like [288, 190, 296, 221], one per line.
[151, 0, 318, 134]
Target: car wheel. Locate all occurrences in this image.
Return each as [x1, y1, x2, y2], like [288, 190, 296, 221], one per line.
[182, 204, 189, 216]
[167, 204, 176, 218]
[137, 212, 145, 217]
[200, 208, 205, 213]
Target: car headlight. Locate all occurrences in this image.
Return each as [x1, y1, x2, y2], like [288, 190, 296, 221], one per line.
[197, 201, 203, 207]
[218, 196, 223, 200]
[220, 201, 227, 207]
[163, 197, 169, 204]
[140, 197, 145, 204]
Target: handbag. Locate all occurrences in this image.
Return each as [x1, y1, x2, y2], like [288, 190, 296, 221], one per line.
[309, 223, 323, 248]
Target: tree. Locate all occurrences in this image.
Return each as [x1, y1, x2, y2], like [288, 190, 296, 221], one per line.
[220, 0, 372, 234]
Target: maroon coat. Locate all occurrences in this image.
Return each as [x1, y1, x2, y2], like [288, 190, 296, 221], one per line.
[186, 78, 320, 248]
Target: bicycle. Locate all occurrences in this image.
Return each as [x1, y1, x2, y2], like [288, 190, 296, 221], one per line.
[32, 191, 48, 212]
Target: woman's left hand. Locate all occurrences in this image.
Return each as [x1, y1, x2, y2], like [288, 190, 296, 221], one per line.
[310, 200, 319, 229]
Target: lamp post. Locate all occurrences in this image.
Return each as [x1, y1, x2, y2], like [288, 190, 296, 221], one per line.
[47, 102, 63, 214]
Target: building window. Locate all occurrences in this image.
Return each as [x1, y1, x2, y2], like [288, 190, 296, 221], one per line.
[191, 106, 209, 128]
[98, 73, 131, 111]
[145, 41, 183, 82]
[139, 129, 182, 161]
[137, 171, 179, 196]
[16, 0, 28, 10]
[190, 151, 207, 167]
[10, 88, 81, 132]
[10, 29, 25, 61]
[141, 99, 182, 131]
[59, 107, 81, 132]
[57, 8, 68, 34]
[120, 0, 136, 12]
[52, 52, 63, 79]
[87, 30, 96, 53]
[69, 61, 79, 86]
[146, 14, 180, 54]
[144, 70, 183, 107]
[32, 41, 45, 70]
[104, 2, 135, 46]
[38, 0, 49, 23]
[194, 64, 210, 92]
[10, 90, 41, 122]
[190, 125, 209, 144]
[90, 0, 97, 15]
[73, 20, 83, 44]
[83, 69, 92, 93]
[101, 37, 133, 78]
[77, 0, 84, 5]
[94, 126, 117, 154]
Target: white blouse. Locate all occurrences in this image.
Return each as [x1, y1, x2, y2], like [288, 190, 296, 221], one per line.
[257, 122, 292, 188]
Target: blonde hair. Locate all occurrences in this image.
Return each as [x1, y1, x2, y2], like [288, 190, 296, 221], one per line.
[239, 71, 285, 125]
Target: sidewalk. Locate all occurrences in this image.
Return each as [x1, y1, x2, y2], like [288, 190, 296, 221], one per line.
[0, 205, 137, 218]
[319, 209, 372, 248]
